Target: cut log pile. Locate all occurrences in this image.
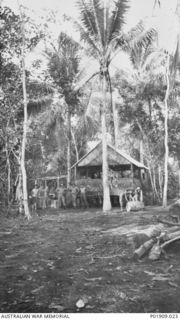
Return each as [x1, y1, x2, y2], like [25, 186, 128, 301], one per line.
[132, 221, 180, 261]
[131, 200, 180, 260]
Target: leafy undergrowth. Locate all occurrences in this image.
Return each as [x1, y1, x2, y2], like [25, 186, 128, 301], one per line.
[0, 206, 180, 313]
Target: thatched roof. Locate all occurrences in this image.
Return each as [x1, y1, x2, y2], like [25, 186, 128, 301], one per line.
[71, 141, 148, 169]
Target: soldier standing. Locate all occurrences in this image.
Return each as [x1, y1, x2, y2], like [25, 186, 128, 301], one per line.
[43, 185, 49, 209]
[134, 187, 143, 202]
[71, 183, 79, 208]
[80, 186, 88, 208]
[31, 184, 39, 212]
[57, 184, 66, 209]
[38, 184, 44, 209]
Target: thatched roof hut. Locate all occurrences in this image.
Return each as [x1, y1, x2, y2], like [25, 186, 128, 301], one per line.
[72, 141, 148, 193]
[72, 141, 148, 172]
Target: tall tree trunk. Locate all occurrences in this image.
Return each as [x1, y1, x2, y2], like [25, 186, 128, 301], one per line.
[19, 6, 31, 220]
[148, 97, 152, 126]
[5, 139, 11, 208]
[140, 140, 144, 180]
[102, 75, 111, 212]
[112, 97, 119, 148]
[71, 128, 78, 180]
[163, 53, 170, 207]
[67, 104, 71, 187]
[71, 128, 79, 162]
[148, 165, 156, 202]
[152, 164, 160, 203]
[158, 164, 163, 199]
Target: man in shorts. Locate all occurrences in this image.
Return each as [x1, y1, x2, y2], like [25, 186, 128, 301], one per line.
[56, 184, 66, 209]
[79, 186, 88, 208]
[30, 184, 39, 212]
[71, 183, 79, 208]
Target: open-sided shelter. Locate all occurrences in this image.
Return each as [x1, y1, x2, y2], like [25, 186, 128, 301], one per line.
[71, 141, 148, 193]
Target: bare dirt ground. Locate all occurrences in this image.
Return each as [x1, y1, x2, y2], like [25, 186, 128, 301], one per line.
[0, 206, 180, 313]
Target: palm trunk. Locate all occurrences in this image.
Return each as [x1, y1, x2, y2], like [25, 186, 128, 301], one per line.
[71, 128, 79, 162]
[71, 128, 79, 180]
[102, 75, 111, 212]
[112, 97, 118, 148]
[20, 12, 31, 220]
[163, 53, 170, 207]
[67, 104, 71, 187]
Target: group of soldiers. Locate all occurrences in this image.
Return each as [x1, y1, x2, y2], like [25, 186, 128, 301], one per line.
[30, 184, 49, 212]
[30, 182, 89, 212]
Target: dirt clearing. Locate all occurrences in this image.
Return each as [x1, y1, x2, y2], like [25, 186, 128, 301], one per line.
[0, 206, 180, 313]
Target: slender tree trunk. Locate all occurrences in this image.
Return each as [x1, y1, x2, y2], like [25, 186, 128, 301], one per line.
[140, 140, 144, 180]
[152, 164, 160, 202]
[40, 141, 46, 161]
[158, 164, 163, 199]
[148, 97, 152, 125]
[102, 75, 111, 212]
[71, 128, 78, 180]
[67, 104, 71, 187]
[136, 118, 160, 202]
[178, 160, 180, 197]
[20, 8, 31, 220]
[112, 97, 118, 148]
[5, 139, 11, 207]
[163, 53, 170, 207]
[71, 128, 79, 162]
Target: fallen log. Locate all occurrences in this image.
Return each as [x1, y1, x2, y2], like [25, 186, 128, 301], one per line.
[159, 230, 180, 242]
[161, 235, 180, 250]
[149, 241, 161, 260]
[148, 235, 180, 260]
[134, 238, 155, 259]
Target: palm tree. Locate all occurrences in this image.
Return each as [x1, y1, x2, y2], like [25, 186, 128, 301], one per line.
[75, 0, 157, 211]
[119, 43, 166, 202]
[74, 0, 130, 211]
[46, 32, 80, 187]
[153, 0, 180, 207]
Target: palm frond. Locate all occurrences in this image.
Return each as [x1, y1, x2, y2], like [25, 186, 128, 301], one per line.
[129, 42, 156, 71]
[104, 1, 110, 48]
[27, 96, 53, 116]
[117, 20, 157, 52]
[108, 0, 129, 42]
[76, 0, 98, 37]
[43, 105, 64, 136]
[91, 0, 104, 47]
[73, 19, 101, 57]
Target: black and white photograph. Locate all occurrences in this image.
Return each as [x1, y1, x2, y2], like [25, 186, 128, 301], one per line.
[1, 0, 180, 316]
